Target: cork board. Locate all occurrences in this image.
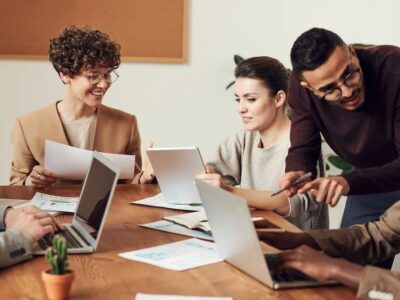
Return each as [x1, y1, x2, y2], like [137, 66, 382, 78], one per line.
[0, 0, 187, 63]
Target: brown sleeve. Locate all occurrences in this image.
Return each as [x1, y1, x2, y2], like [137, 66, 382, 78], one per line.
[308, 201, 400, 264]
[128, 115, 143, 184]
[285, 74, 321, 176]
[357, 266, 400, 300]
[9, 118, 37, 185]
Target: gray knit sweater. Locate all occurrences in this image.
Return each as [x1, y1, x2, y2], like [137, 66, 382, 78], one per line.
[208, 129, 328, 230]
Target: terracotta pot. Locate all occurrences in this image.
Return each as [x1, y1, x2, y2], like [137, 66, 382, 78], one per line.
[41, 269, 74, 300]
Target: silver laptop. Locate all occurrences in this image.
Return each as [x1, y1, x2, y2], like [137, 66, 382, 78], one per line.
[194, 179, 336, 289]
[34, 151, 120, 254]
[147, 147, 205, 205]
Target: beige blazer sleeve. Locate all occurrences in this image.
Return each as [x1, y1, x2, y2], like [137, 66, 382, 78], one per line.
[10, 118, 36, 185]
[91, 105, 142, 183]
[308, 200, 400, 264]
[357, 266, 400, 300]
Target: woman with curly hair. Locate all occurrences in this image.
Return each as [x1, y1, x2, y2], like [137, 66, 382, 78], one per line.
[10, 26, 148, 187]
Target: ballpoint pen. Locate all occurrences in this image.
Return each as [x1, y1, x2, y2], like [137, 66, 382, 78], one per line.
[271, 172, 312, 197]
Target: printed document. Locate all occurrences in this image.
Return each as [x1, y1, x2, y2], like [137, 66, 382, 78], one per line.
[31, 192, 78, 213]
[119, 238, 222, 271]
[44, 140, 135, 180]
[132, 193, 203, 212]
[140, 220, 213, 241]
[136, 294, 232, 300]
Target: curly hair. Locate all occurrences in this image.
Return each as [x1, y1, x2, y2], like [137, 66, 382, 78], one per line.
[49, 26, 121, 77]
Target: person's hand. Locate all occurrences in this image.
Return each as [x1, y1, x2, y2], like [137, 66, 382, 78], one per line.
[25, 165, 58, 188]
[195, 165, 229, 191]
[274, 246, 340, 281]
[297, 176, 350, 207]
[256, 227, 320, 250]
[273, 245, 363, 290]
[140, 141, 156, 184]
[278, 171, 308, 197]
[5, 205, 61, 243]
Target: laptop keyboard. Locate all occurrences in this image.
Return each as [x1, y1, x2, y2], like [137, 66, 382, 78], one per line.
[265, 254, 315, 282]
[38, 230, 81, 250]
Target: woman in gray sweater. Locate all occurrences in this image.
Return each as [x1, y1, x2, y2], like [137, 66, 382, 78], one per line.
[198, 56, 328, 230]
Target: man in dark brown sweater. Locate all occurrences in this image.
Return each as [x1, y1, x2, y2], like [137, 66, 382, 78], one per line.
[256, 199, 400, 300]
[279, 29, 400, 260]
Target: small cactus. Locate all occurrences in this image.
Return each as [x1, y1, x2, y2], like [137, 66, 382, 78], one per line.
[45, 235, 69, 275]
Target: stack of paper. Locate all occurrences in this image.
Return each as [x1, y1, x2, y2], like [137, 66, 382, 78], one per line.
[140, 220, 213, 241]
[132, 193, 203, 212]
[164, 211, 211, 233]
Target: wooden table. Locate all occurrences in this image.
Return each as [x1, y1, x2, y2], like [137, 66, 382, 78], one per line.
[0, 184, 356, 299]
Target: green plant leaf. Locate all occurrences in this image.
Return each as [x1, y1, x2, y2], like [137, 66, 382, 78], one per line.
[352, 43, 375, 48]
[44, 234, 69, 274]
[225, 81, 235, 90]
[327, 155, 353, 172]
[234, 54, 244, 65]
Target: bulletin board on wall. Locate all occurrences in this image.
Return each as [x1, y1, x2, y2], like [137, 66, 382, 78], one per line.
[0, 0, 188, 63]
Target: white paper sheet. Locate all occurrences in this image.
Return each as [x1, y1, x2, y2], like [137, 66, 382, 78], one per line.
[119, 238, 222, 271]
[31, 192, 79, 213]
[140, 220, 213, 241]
[44, 140, 135, 180]
[136, 294, 232, 300]
[132, 193, 203, 212]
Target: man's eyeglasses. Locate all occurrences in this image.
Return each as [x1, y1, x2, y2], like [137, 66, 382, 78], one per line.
[321, 68, 361, 102]
[83, 71, 119, 85]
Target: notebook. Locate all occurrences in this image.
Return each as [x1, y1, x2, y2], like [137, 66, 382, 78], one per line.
[147, 147, 205, 205]
[194, 179, 336, 289]
[33, 151, 120, 254]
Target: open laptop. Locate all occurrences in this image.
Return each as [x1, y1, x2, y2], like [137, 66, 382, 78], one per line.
[147, 147, 205, 205]
[194, 179, 336, 289]
[34, 151, 120, 254]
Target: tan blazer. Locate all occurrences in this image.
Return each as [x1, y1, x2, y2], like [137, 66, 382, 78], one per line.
[10, 102, 142, 185]
[309, 201, 400, 300]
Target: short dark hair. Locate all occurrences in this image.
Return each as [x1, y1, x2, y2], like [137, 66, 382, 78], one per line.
[290, 28, 347, 77]
[49, 26, 121, 77]
[235, 56, 289, 96]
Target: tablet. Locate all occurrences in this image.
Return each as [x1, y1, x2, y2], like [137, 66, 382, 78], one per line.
[147, 147, 205, 204]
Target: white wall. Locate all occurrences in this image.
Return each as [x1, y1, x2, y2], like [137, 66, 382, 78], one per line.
[2, 0, 400, 186]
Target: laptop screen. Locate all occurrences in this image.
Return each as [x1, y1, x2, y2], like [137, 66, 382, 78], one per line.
[74, 156, 117, 239]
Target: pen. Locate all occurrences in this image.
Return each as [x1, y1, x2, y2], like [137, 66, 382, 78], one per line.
[271, 172, 312, 197]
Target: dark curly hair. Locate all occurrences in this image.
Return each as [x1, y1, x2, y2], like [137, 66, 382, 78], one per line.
[49, 26, 121, 77]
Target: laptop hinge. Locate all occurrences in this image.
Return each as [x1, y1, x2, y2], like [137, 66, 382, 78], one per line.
[66, 225, 91, 247]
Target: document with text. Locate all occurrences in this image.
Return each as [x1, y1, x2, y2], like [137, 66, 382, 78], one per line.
[31, 192, 79, 213]
[132, 193, 203, 212]
[119, 238, 222, 271]
[140, 220, 213, 241]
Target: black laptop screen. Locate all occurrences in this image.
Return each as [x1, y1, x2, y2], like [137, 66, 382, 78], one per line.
[75, 157, 116, 239]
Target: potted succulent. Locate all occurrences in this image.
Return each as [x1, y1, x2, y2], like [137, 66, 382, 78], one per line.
[41, 235, 74, 300]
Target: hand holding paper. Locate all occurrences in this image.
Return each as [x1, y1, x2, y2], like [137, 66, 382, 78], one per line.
[44, 140, 135, 180]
